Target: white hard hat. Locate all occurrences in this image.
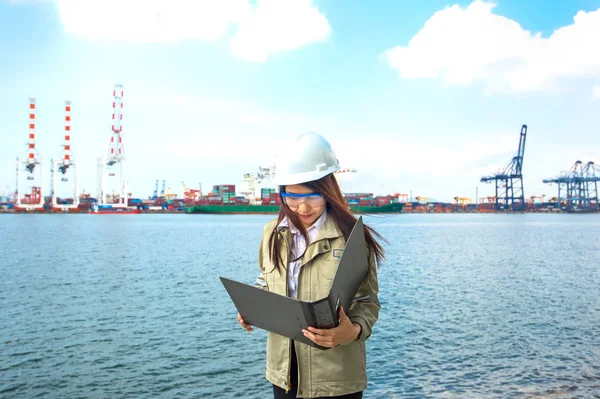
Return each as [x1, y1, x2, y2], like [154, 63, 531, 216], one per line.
[274, 132, 341, 185]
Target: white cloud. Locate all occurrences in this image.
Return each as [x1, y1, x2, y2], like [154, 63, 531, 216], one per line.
[383, 0, 600, 95]
[57, 0, 331, 62]
[58, 0, 248, 42]
[230, 0, 331, 63]
[594, 86, 600, 98]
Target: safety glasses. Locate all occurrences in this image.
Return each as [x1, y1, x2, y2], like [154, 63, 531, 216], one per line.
[281, 191, 325, 208]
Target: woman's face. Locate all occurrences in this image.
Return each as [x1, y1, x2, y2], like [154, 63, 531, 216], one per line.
[283, 184, 326, 228]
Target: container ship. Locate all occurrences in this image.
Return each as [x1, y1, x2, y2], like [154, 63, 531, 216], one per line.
[185, 185, 404, 214]
[185, 202, 404, 214]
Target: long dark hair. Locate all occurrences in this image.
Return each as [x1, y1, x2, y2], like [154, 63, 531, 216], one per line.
[268, 173, 387, 272]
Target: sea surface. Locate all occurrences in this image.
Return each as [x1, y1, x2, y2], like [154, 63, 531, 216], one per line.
[1, 213, 599, 399]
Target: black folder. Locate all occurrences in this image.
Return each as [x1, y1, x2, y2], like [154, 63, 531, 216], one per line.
[220, 217, 368, 350]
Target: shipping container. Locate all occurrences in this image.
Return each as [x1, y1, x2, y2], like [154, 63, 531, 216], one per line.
[261, 188, 277, 196]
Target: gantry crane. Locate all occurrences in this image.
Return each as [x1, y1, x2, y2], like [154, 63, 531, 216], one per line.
[160, 180, 166, 197]
[15, 97, 44, 211]
[51, 100, 79, 211]
[97, 84, 128, 207]
[527, 195, 545, 204]
[481, 124, 527, 211]
[182, 181, 201, 203]
[151, 180, 159, 200]
[396, 193, 409, 203]
[454, 196, 472, 206]
[543, 161, 599, 211]
[334, 168, 358, 174]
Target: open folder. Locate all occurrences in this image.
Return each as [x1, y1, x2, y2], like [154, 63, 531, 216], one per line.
[220, 216, 368, 350]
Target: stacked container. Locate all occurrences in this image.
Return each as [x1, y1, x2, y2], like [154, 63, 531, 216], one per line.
[261, 188, 278, 205]
[269, 192, 281, 205]
[345, 193, 374, 206]
[213, 184, 236, 204]
[261, 188, 277, 199]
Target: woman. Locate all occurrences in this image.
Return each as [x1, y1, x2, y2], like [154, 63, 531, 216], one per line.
[238, 132, 386, 398]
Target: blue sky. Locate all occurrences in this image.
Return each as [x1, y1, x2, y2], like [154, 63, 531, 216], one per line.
[1, 0, 599, 203]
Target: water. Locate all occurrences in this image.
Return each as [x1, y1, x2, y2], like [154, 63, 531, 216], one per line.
[1, 214, 599, 398]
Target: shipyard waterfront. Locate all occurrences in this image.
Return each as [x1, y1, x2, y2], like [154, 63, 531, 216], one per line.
[2, 213, 599, 398]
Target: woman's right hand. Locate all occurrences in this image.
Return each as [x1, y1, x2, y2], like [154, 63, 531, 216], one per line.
[237, 312, 253, 332]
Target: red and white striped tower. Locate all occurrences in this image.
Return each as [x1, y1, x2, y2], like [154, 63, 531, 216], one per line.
[16, 97, 44, 210]
[107, 85, 124, 162]
[99, 84, 127, 206]
[26, 97, 37, 172]
[52, 100, 79, 210]
[63, 100, 71, 167]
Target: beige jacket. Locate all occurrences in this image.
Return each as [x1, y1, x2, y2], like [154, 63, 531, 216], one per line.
[256, 216, 380, 398]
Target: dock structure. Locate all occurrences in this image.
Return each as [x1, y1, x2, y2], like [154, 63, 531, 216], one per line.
[480, 125, 527, 211]
[543, 161, 599, 212]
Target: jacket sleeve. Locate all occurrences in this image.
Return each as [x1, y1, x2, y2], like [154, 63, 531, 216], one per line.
[347, 249, 380, 341]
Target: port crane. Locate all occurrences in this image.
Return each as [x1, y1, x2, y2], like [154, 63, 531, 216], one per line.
[396, 193, 409, 203]
[97, 84, 128, 207]
[150, 180, 159, 200]
[334, 168, 358, 174]
[543, 161, 599, 211]
[527, 195, 545, 204]
[51, 100, 79, 211]
[454, 196, 472, 206]
[15, 97, 44, 211]
[182, 181, 201, 203]
[481, 124, 527, 211]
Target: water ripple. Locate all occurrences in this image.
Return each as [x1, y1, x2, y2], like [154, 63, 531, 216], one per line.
[1, 214, 599, 398]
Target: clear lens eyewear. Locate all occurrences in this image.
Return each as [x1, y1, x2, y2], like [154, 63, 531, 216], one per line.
[281, 192, 324, 207]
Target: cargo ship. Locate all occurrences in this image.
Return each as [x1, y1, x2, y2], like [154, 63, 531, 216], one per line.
[185, 202, 403, 214]
[185, 181, 405, 214]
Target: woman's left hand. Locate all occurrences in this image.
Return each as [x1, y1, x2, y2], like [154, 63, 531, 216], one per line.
[302, 307, 361, 348]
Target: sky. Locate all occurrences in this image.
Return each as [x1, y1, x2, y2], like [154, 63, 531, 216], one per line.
[1, 0, 599, 203]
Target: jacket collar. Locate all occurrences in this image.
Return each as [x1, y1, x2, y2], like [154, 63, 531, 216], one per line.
[276, 211, 343, 267]
[315, 212, 343, 241]
[302, 214, 343, 266]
